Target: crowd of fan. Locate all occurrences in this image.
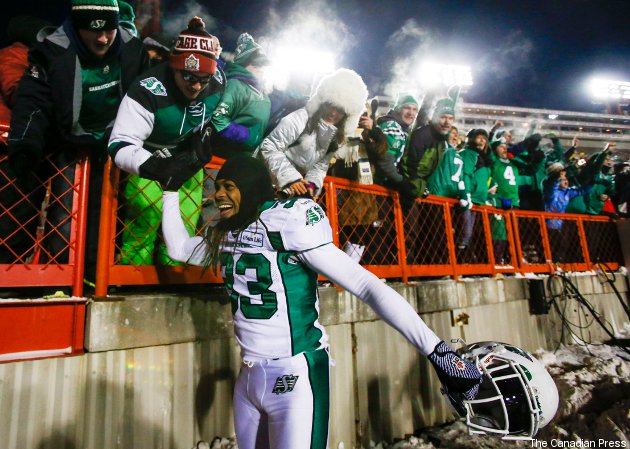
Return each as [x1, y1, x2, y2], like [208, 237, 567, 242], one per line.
[0, 1, 628, 272]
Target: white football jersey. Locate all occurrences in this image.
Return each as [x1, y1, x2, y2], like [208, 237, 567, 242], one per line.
[220, 198, 332, 359]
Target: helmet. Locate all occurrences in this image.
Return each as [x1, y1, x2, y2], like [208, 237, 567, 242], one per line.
[454, 341, 559, 440]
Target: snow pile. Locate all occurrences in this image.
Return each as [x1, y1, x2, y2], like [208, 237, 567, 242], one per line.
[378, 336, 630, 449]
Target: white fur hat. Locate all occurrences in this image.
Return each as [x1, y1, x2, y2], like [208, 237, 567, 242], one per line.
[305, 68, 368, 139]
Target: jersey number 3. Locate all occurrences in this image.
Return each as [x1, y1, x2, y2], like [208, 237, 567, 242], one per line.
[220, 253, 279, 319]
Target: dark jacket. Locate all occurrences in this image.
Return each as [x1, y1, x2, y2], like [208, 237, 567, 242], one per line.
[8, 21, 147, 171]
[404, 123, 448, 194]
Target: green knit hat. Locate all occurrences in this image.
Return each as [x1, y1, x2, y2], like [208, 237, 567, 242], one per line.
[393, 93, 418, 111]
[72, 0, 119, 31]
[432, 85, 461, 120]
[233, 33, 269, 67]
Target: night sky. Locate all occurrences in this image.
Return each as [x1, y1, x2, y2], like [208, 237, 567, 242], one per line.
[3, 0, 630, 112]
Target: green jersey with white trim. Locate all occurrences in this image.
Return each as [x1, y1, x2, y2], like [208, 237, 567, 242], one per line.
[220, 198, 332, 359]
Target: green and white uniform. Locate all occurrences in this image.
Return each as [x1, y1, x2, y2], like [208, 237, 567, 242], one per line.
[108, 62, 225, 264]
[161, 192, 441, 449]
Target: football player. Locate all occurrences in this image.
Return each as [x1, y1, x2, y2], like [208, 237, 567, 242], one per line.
[162, 156, 482, 449]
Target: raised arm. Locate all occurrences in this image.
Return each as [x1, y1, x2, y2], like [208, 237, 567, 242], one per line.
[162, 191, 208, 265]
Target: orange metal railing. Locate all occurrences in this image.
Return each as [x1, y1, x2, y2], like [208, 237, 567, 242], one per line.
[0, 150, 623, 297]
[0, 153, 89, 297]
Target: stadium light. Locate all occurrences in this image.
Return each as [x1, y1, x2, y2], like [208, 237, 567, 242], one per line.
[265, 45, 336, 92]
[589, 78, 630, 102]
[415, 62, 473, 88]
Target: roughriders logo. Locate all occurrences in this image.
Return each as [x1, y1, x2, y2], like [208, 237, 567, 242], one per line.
[139, 77, 167, 96]
[452, 356, 466, 371]
[272, 375, 299, 394]
[184, 54, 200, 71]
[305, 205, 325, 226]
[90, 19, 106, 29]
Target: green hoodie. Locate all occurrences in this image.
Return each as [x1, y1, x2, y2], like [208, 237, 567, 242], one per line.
[211, 62, 271, 157]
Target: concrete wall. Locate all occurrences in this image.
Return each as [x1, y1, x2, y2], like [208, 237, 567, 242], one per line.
[1, 274, 628, 449]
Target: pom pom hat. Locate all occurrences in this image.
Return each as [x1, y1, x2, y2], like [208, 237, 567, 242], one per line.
[305, 68, 368, 138]
[71, 0, 119, 31]
[233, 33, 269, 67]
[432, 85, 461, 121]
[170, 17, 221, 75]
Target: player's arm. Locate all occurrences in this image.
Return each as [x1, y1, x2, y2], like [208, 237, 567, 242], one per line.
[161, 191, 208, 265]
[299, 243, 441, 355]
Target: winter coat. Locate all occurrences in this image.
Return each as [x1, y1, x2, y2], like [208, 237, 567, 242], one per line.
[544, 180, 585, 230]
[427, 147, 467, 200]
[8, 21, 147, 168]
[375, 110, 410, 185]
[0, 42, 29, 112]
[404, 123, 448, 194]
[108, 62, 225, 157]
[492, 157, 520, 208]
[210, 62, 271, 158]
[0, 42, 29, 142]
[260, 107, 337, 191]
[460, 147, 492, 205]
[566, 171, 614, 215]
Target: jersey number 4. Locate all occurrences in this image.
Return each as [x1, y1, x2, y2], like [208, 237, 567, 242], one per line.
[220, 253, 279, 319]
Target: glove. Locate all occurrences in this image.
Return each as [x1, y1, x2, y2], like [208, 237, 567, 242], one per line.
[139, 142, 209, 192]
[458, 198, 472, 210]
[183, 124, 213, 165]
[428, 341, 482, 416]
[421, 188, 430, 199]
[501, 198, 512, 210]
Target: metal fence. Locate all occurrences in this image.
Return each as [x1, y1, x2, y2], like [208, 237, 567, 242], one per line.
[0, 153, 89, 297]
[0, 155, 624, 297]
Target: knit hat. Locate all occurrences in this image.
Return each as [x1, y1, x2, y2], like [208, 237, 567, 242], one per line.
[432, 85, 461, 121]
[71, 0, 119, 31]
[233, 33, 269, 67]
[170, 17, 221, 75]
[305, 68, 369, 139]
[215, 156, 275, 230]
[490, 139, 507, 154]
[393, 93, 418, 111]
[546, 162, 565, 175]
[467, 128, 488, 143]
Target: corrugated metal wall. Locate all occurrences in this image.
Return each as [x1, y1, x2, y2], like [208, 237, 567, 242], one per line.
[1, 275, 628, 449]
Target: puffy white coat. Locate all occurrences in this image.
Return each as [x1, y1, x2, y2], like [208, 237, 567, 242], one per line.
[260, 107, 337, 190]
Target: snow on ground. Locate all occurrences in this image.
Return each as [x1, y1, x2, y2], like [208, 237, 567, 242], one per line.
[201, 333, 630, 449]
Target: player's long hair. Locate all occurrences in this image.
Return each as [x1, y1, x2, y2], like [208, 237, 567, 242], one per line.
[194, 156, 275, 271]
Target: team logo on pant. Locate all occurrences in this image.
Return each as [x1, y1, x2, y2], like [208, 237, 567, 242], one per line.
[272, 375, 299, 394]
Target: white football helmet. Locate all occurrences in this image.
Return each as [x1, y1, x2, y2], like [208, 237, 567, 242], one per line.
[453, 341, 559, 440]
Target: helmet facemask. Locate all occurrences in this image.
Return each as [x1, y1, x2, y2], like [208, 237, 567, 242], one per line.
[454, 342, 559, 440]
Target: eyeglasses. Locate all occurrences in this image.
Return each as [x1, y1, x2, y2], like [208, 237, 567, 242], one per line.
[181, 71, 211, 85]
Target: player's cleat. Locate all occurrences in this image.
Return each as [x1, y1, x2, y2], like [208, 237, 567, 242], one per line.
[427, 340, 482, 415]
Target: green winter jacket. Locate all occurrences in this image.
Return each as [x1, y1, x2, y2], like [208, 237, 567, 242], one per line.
[566, 171, 614, 215]
[492, 157, 520, 208]
[460, 147, 492, 205]
[210, 62, 271, 158]
[428, 147, 467, 200]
